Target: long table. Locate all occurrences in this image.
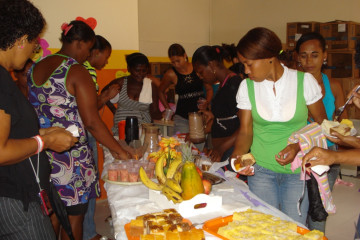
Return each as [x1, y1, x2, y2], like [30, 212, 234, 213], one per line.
[101, 146, 305, 239]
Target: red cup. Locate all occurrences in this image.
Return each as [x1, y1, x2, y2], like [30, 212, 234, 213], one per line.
[118, 120, 126, 140]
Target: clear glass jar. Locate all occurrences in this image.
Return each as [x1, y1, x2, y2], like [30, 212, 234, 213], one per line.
[188, 112, 205, 143]
[143, 125, 160, 153]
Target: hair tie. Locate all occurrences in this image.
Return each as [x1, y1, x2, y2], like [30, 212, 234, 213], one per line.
[215, 47, 220, 54]
[279, 49, 284, 55]
[61, 23, 73, 36]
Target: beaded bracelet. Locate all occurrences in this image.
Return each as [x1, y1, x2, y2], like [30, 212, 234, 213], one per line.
[32, 135, 44, 154]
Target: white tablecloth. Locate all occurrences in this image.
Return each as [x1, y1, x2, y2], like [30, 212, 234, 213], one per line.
[102, 147, 305, 239]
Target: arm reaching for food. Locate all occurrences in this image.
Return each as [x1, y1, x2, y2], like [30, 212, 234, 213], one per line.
[303, 146, 360, 167]
[326, 131, 360, 149]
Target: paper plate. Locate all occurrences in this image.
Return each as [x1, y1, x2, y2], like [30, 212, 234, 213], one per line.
[322, 127, 357, 139]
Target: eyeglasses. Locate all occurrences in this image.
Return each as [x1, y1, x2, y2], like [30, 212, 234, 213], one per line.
[33, 43, 41, 54]
[32, 37, 41, 54]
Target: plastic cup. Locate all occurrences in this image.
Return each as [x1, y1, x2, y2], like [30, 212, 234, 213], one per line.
[108, 164, 118, 181]
[163, 109, 173, 122]
[143, 165, 154, 179]
[119, 164, 129, 182]
[128, 167, 139, 182]
[200, 156, 212, 171]
[148, 162, 155, 170]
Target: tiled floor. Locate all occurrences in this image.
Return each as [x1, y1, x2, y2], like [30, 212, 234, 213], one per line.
[94, 175, 360, 240]
[326, 175, 360, 240]
[94, 199, 114, 239]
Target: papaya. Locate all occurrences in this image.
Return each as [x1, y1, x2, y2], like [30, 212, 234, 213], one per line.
[180, 161, 204, 200]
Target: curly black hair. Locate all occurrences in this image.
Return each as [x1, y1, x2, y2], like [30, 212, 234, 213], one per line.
[126, 52, 149, 69]
[0, 0, 45, 51]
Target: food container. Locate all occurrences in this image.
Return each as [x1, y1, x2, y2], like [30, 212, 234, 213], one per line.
[119, 164, 129, 182]
[202, 214, 328, 240]
[128, 167, 139, 182]
[108, 163, 119, 181]
[149, 190, 222, 218]
[195, 155, 212, 171]
[188, 112, 205, 143]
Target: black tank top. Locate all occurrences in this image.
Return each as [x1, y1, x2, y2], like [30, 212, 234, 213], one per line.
[173, 67, 204, 119]
[0, 66, 50, 211]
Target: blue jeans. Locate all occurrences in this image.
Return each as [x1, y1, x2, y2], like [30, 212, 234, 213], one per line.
[248, 164, 309, 225]
[83, 132, 98, 240]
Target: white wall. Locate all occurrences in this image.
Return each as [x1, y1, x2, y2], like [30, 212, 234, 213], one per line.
[138, 0, 210, 58]
[32, 0, 360, 57]
[32, 0, 139, 50]
[210, 0, 360, 46]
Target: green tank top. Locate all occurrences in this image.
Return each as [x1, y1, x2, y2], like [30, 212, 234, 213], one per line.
[247, 71, 307, 174]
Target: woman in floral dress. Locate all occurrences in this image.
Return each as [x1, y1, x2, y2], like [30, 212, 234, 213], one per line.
[28, 20, 129, 240]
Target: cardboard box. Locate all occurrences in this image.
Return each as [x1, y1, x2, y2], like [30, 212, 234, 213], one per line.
[286, 22, 321, 50]
[150, 63, 161, 76]
[320, 21, 360, 50]
[323, 50, 359, 78]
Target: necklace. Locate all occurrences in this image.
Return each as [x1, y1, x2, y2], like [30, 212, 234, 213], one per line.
[221, 72, 236, 88]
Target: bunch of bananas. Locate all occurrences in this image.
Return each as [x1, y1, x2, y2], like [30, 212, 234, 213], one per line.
[139, 149, 184, 204]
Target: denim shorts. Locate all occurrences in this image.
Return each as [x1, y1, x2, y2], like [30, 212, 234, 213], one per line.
[248, 164, 309, 225]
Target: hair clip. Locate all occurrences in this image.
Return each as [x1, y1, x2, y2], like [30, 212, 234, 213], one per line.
[215, 47, 220, 54]
[279, 49, 284, 55]
[61, 23, 73, 36]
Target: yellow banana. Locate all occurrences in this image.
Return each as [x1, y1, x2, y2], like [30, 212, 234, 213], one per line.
[162, 186, 183, 203]
[139, 167, 163, 191]
[155, 154, 167, 185]
[174, 171, 182, 184]
[165, 178, 183, 193]
[166, 159, 183, 179]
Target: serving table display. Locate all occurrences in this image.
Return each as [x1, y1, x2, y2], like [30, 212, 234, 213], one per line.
[101, 145, 307, 239]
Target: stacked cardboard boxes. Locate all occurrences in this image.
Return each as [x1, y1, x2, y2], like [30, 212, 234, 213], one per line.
[286, 22, 320, 50]
[320, 21, 360, 79]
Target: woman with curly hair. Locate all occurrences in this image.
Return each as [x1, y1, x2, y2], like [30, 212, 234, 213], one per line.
[0, 1, 77, 239]
[103, 52, 163, 136]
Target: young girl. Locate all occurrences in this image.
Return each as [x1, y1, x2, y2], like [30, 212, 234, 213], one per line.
[233, 27, 326, 225]
[192, 45, 247, 178]
[296, 32, 347, 232]
[158, 44, 213, 144]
